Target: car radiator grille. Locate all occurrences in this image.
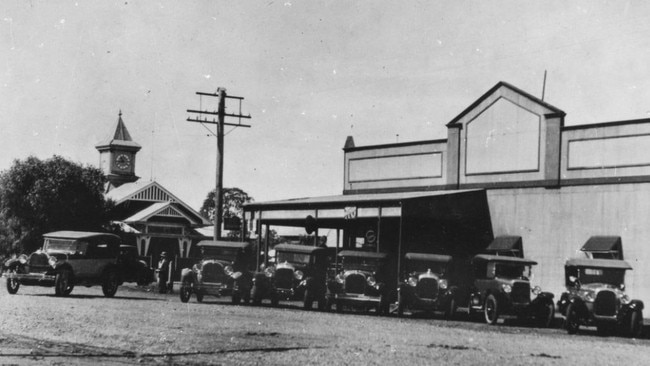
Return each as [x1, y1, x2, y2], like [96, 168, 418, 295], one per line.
[275, 268, 294, 289]
[345, 273, 366, 294]
[416, 278, 438, 299]
[511, 282, 531, 303]
[201, 263, 224, 283]
[594, 290, 618, 316]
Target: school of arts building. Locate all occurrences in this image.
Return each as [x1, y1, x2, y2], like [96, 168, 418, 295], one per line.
[96, 112, 210, 266]
[246, 81, 650, 303]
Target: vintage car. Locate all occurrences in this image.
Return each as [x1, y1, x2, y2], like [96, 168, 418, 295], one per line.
[328, 250, 391, 315]
[3, 231, 124, 297]
[252, 244, 329, 309]
[467, 254, 555, 326]
[558, 258, 644, 337]
[118, 245, 154, 286]
[179, 240, 254, 304]
[397, 252, 457, 318]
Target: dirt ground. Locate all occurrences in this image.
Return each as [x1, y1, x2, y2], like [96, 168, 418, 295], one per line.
[1, 284, 650, 365]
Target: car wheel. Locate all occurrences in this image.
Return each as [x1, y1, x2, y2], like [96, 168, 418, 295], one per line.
[317, 296, 327, 311]
[232, 292, 241, 305]
[179, 281, 192, 303]
[251, 285, 261, 306]
[6, 270, 20, 295]
[444, 298, 457, 320]
[243, 289, 251, 305]
[196, 291, 204, 303]
[335, 300, 344, 313]
[535, 300, 555, 328]
[397, 294, 405, 317]
[564, 303, 580, 335]
[303, 288, 313, 310]
[627, 310, 644, 338]
[271, 292, 279, 307]
[55, 270, 73, 297]
[484, 294, 499, 325]
[102, 271, 119, 298]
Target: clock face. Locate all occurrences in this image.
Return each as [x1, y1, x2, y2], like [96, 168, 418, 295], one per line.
[115, 154, 131, 170]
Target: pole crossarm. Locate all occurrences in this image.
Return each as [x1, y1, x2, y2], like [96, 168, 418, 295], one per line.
[186, 109, 251, 119]
[196, 92, 244, 100]
[186, 118, 251, 128]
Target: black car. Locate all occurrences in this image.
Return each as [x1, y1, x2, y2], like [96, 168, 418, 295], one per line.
[179, 240, 254, 304]
[466, 254, 555, 327]
[558, 258, 644, 337]
[327, 250, 391, 315]
[118, 245, 154, 286]
[397, 253, 457, 318]
[3, 231, 123, 297]
[252, 244, 329, 309]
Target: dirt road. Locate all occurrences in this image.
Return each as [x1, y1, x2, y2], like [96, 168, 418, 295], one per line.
[1, 284, 649, 365]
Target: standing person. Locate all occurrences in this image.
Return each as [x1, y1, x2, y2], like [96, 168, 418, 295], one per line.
[157, 252, 172, 294]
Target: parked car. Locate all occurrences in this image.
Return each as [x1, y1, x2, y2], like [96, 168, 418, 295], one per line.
[179, 240, 254, 304]
[466, 254, 555, 326]
[557, 258, 644, 337]
[252, 244, 329, 309]
[3, 231, 124, 297]
[118, 245, 154, 286]
[397, 252, 457, 318]
[327, 250, 391, 315]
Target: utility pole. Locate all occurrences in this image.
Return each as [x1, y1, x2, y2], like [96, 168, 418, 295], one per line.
[187, 88, 251, 240]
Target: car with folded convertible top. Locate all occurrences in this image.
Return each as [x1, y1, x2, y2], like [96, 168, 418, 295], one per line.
[3, 231, 124, 297]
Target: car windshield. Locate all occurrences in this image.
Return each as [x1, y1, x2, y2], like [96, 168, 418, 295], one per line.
[201, 247, 239, 261]
[276, 251, 311, 266]
[341, 255, 382, 271]
[569, 266, 626, 287]
[407, 260, 447, 276]
[45, 239, 88, 255]
[493, 263, 531, 280]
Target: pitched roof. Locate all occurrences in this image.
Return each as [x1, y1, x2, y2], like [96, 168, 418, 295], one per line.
[95, 111, 142, 150]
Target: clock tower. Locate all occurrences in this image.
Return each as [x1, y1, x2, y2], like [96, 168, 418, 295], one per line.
[95, 111, 142, 191]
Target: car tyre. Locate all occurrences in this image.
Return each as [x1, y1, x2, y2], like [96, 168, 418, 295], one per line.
[243, 289, 251, 305]
[180, 281, 192, 303]
[271, 292, 279, 307]
[535, 300, 555, 328]
[336, 300, 344, 313]
[251, 285, 262, 306]
[232, 292, 241, 305]
[627, 309, 644, 338]
[444, 298, 457, 320]
[102, 271, 119, 298]
[397, 294, 405, 317]
[196, 291, 204, 303]
[55, 269, 73, 297]
[6, 270, 20, 295]
[564, 303, 580, 335]
[484, 294, 499, 325]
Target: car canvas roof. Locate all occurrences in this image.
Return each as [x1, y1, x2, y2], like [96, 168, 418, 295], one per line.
[338, 250, 388, 259]
[565, 258, 632, 270]
[273, 244, 326, 254]
[196, 240, 251, 249]
[404, 252, 452, 263]
[43, 231, 119, 240]
[473, 254, 537, 266]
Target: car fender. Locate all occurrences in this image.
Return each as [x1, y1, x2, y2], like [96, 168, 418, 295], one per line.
[4, 258, 23, 270]
[52, 262, 74, 275]
[180, 268, 196, 283]
[566, 296, 589, 319]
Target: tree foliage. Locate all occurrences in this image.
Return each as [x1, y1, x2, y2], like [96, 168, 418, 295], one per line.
[0, 155, 112, 254]
[200, 187, 253, 238]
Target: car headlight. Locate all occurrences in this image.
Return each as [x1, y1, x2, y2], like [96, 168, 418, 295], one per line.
[294, 270, 304, 280]
[407, 277, 418, 287]
[224, 265, 234, 276]
[502, 284, 512, 293]
[18, 254, 28, 264]
[580, 290, 595, 302]
[367, 276, 376, 287]
[438, 279, 448, 290]
[621, 294, 631, 304]
[48, 256, 58, 268]
[531, 286, 542, 296]
[264, 266, 275, 278]
[336, 273, 345, 284]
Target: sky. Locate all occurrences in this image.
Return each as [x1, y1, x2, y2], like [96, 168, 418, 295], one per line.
[2, 1, 650, 211]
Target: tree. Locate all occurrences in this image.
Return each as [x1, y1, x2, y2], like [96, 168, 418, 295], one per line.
[0, 155, 112, 254]
[200, 187, 253, 238]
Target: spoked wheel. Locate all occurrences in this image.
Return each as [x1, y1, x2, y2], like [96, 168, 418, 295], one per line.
[564, 303, 580, 335]
[102, 271, 119, 298]
[484, 294, 499, 325]
[6, 270, 20, 295]
[196, 292, 204, 303]
[179, 281, 192, 303]
[535, 301, 555, 328]
[55, 270, 74, 297]
[627, 310, 644, 338]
